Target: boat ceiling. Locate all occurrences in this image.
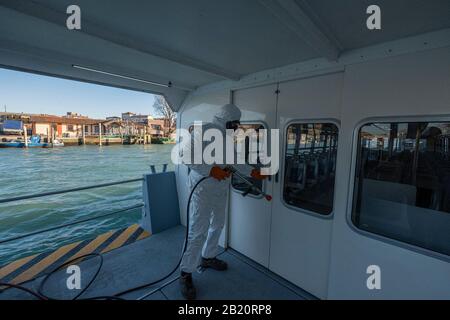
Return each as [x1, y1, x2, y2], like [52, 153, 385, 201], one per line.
[1, 0, 449, 110]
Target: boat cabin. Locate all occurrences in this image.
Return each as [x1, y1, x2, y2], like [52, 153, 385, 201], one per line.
[0, 0, 449, 300]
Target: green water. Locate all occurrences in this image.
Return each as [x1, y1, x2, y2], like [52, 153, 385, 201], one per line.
[0, 144, 174, 266]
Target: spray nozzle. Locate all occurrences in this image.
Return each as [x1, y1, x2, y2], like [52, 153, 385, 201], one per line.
[226, 166, 272, 202]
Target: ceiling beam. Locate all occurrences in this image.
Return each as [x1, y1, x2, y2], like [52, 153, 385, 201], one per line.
[0, 40, 189, 111]
[0, 38, 197, 92]
[0, 0, 241, 81]
[259, 0, 341, 61]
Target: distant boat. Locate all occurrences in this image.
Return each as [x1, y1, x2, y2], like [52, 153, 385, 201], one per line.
[43, 139, 65, 148]
[52, 139, 65, 147]
[0, 136, 50, 148]
[0, 141, 25, 148]
[0, 141, 44, 148]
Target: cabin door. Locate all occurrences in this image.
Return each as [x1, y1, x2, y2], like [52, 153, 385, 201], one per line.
[268, 74, 343, 299]
[228, 84, 278, 267]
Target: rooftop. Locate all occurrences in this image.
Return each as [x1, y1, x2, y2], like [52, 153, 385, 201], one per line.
[30, 114, 105, 125]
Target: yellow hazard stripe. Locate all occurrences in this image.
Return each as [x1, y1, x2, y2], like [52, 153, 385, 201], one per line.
[137, 230, 151, 241]
[101, 224, 140, 253]
[0, 254, 39, 280]
[64, 230, 116, 264]
[10, 241, 82, 285]
[1, 224, 151, 286]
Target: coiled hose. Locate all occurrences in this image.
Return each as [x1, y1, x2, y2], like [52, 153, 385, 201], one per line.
[0, 176, 210, 300]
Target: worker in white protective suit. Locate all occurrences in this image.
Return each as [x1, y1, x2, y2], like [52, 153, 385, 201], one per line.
[179, 103, 267, 300]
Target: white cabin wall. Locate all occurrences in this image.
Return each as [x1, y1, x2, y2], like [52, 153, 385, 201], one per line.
[175, 44, 450, 298]
[270, 73, 344, 299]
[329, 46, 450, 299]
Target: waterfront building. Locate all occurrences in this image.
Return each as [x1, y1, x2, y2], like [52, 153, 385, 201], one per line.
[0, 111, 173, 145]
[121, 112, 153, 125]
[29, 114, 104, 138]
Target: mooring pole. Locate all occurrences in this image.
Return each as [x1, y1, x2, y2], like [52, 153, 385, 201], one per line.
[143, 127, 147, 145]
[50, 126, 54, 144]
[99, 123, 103, 146]
[82, 125, 86, 145]
[23, 125, 28, 148]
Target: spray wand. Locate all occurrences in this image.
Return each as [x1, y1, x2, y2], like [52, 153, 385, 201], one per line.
[225, 166, 272, 202]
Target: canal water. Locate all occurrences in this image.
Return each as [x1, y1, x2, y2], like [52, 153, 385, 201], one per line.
[0, 144, 174, 266]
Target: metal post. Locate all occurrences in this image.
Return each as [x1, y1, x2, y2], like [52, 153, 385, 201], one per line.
[50, 126, 54, 144]
[143, 127, 147, 145]
[99, 123, 102, 146]
[412, 125, 421, 185]
[23, 125, 28, 148]
[82, 125, 86, 145]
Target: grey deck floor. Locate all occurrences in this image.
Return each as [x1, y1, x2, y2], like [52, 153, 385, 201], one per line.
[0, 225, 314, 300]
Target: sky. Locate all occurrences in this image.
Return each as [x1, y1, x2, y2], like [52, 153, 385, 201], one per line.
[0, 68, 157, 119]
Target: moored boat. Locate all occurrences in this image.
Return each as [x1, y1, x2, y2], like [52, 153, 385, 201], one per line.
[0, 136, 46, 148]
[42, 139, 65, 148]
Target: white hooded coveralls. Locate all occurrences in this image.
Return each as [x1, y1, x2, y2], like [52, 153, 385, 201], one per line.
[180, 104, 252, 273]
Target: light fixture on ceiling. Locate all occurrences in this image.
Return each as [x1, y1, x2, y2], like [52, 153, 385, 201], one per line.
[72, 64, 172, 88]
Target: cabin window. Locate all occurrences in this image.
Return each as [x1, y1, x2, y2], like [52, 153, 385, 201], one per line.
[231, 123, 266, 197]
[352, 122, 450, 256]
[283, 123, 338, 215]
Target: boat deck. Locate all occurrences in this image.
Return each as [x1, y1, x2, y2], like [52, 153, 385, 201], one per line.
[0, 224, 151, 287]
[0, 225, 315, 300]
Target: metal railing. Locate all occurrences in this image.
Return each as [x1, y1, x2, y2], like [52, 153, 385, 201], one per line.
[0, 178, 144, 245]
[0, 178, 143, 204]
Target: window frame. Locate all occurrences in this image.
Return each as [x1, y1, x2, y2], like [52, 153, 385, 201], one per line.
[347, 116, 450, 262]
[280, 118, 340, 219]
[230, 120, 269, 200]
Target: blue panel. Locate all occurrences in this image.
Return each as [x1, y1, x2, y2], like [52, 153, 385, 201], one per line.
[143, 172, 181, 234]
[3, 120, 23, 130]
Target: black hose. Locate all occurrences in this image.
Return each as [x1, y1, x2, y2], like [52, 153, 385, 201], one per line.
[0, 282, 48, 300]
[0, 176, 210, 300]
[0, 253, 119, 301]
[37, 253, 104, 300]
[114, 176, 209, 298]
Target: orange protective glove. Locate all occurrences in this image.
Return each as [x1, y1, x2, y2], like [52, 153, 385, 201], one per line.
[251, 169, 268, 180]
[210, 166, 231, 181]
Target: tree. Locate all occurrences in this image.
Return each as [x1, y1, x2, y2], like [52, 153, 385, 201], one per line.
[152, 95, 176, 136]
